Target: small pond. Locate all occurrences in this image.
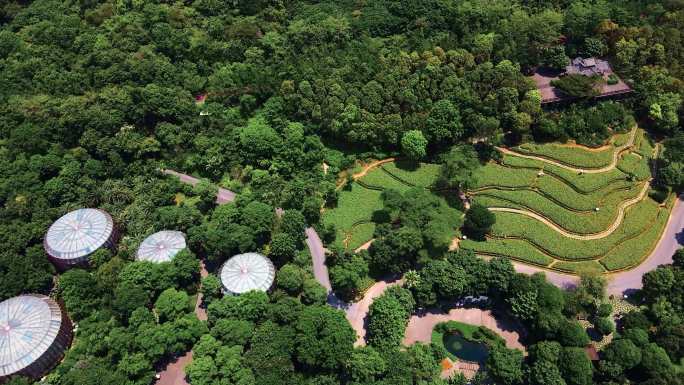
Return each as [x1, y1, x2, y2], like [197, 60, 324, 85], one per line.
[443, 333, 489, 364]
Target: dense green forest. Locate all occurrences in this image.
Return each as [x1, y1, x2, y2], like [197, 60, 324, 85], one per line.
[1, 0, 683, 384]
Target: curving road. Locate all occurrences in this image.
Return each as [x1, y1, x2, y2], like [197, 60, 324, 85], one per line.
[162, 169, 236, 203]
[163, 170, 684, 366]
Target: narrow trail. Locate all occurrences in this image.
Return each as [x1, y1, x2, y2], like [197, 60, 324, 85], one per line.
[155, 261, 209, 385]
[496, 127, 636, 173]
[352, 158, 396, 180]
[335, 158, 395, 190]
[162, 169, 236, 203]
[488, 180, 651, 240]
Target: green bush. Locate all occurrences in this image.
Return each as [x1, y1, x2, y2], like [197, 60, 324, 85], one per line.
[649, 187, 669, 203]
[607, 74, 619, 85]
[597, 303, 613, 317]
[551, 74, 603, 98]
[595, 317, 615, 336]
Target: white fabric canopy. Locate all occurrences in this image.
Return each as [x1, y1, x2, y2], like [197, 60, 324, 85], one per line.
[220, 253, 275, 295]
[0, 295, 65, 377]
[136, 231, 186, 263]
[44, 208, 114, 262]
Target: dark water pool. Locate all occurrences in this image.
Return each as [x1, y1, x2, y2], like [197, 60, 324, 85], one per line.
[443, 333, 489, 364]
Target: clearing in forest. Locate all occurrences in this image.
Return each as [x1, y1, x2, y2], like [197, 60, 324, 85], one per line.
[322, 160, 442, 250]
[461, 128, 673, 274]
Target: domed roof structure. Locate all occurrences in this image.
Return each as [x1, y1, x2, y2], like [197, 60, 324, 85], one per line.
[219, 253, 275, 295]
[0, 295, 72, 380]
[44, 208, 117, 269]
[136, 231, 187, 263]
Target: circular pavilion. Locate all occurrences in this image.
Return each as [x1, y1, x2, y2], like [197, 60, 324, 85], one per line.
[219, 252, 275, 295]
[0, 295, 73, 381]
[43, 208, 117, 270]
[136, 231, 186, 263]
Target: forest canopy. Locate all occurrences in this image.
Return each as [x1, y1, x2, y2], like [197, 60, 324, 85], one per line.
[1, 0, 683, 384]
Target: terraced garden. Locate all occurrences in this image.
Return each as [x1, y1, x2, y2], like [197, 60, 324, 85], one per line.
[322, 161, 441, 250]
[462, 128, 674, 274]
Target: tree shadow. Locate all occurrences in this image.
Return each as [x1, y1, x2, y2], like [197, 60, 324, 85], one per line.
[394, 158, 420, 171]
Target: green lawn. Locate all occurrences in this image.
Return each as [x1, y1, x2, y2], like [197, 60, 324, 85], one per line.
[322, 183, 383, 248]
[347, 222, 376, 251]
[471, 162, 538, 190]
[617, 153, 652, 181]
[600, 198, 673, 271]
[635, 130, 655, 158]
[461, 237, 555, 267]
[552, 260, 606, 274]
[358, 167, 413, 192]
[381, 161, 441, 188]
[612, 132, 632, 147]
[472, 163, 636, 212]
[323, 161, 442, 250]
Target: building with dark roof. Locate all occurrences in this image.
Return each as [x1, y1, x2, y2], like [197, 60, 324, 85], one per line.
[532, 57, 632, 104]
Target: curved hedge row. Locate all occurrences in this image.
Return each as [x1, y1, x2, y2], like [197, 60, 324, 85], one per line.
[461, 195, 673, 273]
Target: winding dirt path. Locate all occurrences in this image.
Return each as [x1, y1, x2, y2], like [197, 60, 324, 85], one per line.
[352, 158, 396, 180]
[496, 127, 636, 173]
[489, 180, 651, 240]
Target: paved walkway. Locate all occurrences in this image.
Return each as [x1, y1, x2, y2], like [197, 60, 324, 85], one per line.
[306, 227, 331, 291]
[155, 261, 209, 385]
[345, 279, 402, 346]
[155, 353, 193, 385]
[441, 359, 480, 380]
[496, 126, 636, 173]
[403, 307, 525, 352]
[162, 169, 235, 203]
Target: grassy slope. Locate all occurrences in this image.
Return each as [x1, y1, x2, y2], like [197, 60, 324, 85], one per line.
[323, 183, 383, 248]
[324, 161, 442, 249]
[514, 142, 615, 168]
[472, 182, 643, 234]
[512, 131, 631, 169]
[463, 197, 670, 273]
[464, 130, 668, 273]
[381, 162, 441, 188]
